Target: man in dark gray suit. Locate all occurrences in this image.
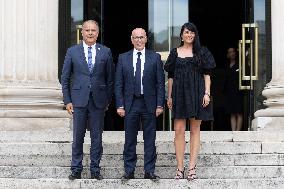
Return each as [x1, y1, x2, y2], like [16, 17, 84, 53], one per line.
[115, 28, 165, 181]
[61, 20, 114, 180]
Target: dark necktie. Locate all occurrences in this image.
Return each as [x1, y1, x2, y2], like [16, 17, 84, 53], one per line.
[87, 46, 93, 72]
[135, 52, 142, 96]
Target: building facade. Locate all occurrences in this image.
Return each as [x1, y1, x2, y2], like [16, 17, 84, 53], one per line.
[0, 0, 283, 131]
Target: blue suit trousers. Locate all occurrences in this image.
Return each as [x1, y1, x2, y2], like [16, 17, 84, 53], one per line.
[71, 94, 105, 174]
[123, 96, 157, 174]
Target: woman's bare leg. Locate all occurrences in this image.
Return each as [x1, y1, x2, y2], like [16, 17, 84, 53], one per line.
[189, 119, 201, 170]
[174, 119, 186, 171]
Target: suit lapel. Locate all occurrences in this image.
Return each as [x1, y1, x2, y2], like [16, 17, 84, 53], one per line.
[127, 50, 134, 78]
[78, 43, 90, 73]
[93, 43, 102, 74]
[144, 49, 151, 77]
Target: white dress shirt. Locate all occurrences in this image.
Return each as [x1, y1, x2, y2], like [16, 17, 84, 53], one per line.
[83, 41, 96, 65]
[133, 48, 145, 94]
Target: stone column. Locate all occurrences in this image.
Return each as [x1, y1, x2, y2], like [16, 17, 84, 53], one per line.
[253, 0, 284, 130]
[0, 0, 70, 130]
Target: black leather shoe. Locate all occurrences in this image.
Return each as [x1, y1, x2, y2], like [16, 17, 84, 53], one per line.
[121, 172, 135, 181]
[91, 173, 103, 180]
[68, 172, 81, 180]
[144, 172, 160, 181]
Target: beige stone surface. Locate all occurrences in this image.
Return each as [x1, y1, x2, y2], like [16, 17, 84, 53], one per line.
[253, 0, 284, 130]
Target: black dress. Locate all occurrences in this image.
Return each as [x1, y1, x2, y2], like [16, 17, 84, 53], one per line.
[223, 63, 244, 114]
[164, 47, 216, 120]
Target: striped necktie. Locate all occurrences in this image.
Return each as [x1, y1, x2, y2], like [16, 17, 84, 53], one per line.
[87, 46, 93, 72]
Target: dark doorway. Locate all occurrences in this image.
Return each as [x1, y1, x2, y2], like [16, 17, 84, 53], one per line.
[102, 0, 148, 130]
[189, 0, 245, 131]
[189, 0, 245, 69]
[103, 0, 148, 62]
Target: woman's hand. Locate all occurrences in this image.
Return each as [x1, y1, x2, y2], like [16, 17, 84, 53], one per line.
[167, 97, 173, 110]
[202, 94, 210, 107]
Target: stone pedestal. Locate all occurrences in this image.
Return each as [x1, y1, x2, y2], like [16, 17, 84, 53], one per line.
[253, 0, 284, 130]
[0, 0, 70, 131]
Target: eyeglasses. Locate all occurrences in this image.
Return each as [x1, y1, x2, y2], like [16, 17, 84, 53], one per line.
[131, 36, 147, 41]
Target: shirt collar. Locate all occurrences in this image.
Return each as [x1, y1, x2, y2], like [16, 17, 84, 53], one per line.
[83, 41, 96, 49]
[133, 48, 145, 56]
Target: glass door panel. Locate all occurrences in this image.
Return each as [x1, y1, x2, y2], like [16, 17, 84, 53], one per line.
[171, 0, 189, 48]
[148, 0, 188, 53]
[148, 0, 170, 52]
[239, 0, 268, 130]
[71, 0, 83, 45]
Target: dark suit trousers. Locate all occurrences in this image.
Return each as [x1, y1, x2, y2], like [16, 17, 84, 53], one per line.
[71, 94, 105, 174]
[123, 96, 157, 174]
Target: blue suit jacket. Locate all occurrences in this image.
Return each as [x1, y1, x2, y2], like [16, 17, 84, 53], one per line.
[115, 49, 165, 113]
[61, 43, 114, 109]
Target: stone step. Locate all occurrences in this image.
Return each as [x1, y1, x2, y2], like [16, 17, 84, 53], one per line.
[1, 166, 284, 179]
[1, 154, 284, 167]
[1, 131, 284, 143]
[1, 178, 284, 189]
[3, 141, 284, 155]
[0, 141, 268, 155]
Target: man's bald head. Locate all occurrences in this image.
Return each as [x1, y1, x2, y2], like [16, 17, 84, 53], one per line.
[131, 28, 147, 51]
[131, 28, 146, 37]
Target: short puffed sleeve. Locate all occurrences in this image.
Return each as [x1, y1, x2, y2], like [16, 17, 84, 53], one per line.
[199, 47, 216, 75]
[164, 48, 177, 78]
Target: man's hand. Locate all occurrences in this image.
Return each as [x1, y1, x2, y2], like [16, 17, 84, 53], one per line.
[156, 107, 163, 117]
[117, 108, 125, 117]
[66, 103, 74, 115]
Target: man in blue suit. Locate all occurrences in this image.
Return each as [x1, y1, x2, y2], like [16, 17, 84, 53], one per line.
[115, 28, 165, 181]
[61, 20, 114, 180]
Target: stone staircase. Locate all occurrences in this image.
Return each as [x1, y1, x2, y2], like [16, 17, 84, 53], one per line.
[0, 130, 284, 189]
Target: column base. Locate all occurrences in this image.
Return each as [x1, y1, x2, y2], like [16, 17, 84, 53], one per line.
[0, 118, 71, 131]
[0, 110, 71, 131]
[0, 82, 64, 110]
[0, 82, 72, 131]
[252, 117, 284, 131]
[252, 82, 284, 131]
[253, 108, 284, 130]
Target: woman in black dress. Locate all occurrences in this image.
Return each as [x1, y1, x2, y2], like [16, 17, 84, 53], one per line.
[164, 22, 215, 181]
[224, 47, 243, 131]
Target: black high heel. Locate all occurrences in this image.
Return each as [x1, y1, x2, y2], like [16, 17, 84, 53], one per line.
[174, 167, 185, 179]
[187, 165, 197, 181]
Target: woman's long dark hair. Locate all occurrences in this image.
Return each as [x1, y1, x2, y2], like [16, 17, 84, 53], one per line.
[179, 22, 204, 67]
[179, 22, 202, 55]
